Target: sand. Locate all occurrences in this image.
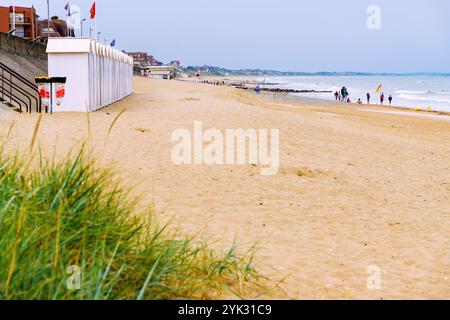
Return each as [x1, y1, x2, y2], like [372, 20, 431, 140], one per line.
[1, 77, 449, 300]
[359, 109, 450, 122]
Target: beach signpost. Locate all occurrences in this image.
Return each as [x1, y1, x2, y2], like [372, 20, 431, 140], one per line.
[35, 77, 50, 113]
[35, 77, 67, 114]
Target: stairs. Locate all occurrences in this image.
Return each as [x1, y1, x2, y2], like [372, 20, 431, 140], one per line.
[0, 98, 20, 112]
[0, 61, 41, 113]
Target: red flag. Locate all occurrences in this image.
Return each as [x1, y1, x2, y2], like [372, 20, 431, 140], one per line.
[90, 2, 96, 19]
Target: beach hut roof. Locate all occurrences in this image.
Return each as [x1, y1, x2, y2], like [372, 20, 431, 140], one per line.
[47, 38, 133, 66]
[47, 38, 92, 53]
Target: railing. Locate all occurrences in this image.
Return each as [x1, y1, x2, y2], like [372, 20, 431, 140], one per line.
[0, 62, 42, 113]
[13, 31, 32, 38]
[9, 17, 32, 24]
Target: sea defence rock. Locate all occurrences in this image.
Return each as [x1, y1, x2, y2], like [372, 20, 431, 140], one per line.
[226, 80, 332, 94]
[237, 86, 332, 94]
[258, 88, 332, 94]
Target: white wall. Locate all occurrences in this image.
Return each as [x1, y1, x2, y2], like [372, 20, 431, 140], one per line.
[89, 49, 134, 111]
[47, 38, 134, 113]
[48, 53, 90, 112]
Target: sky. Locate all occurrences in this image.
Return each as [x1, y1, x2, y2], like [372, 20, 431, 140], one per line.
[2, 0, 450, 72]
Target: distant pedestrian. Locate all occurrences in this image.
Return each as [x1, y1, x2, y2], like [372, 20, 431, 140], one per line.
[341, 87, 349, 102]
[334, 91, 339, 101]
[367, 93, 371, 104]
[388, 95, 393, 106]
[357, 99, 363, 105]
[255, 85, 261, 93]
[380, 93, 385, 105]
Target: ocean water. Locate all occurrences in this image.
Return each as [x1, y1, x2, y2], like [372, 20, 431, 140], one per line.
[253, 76, 450, 112]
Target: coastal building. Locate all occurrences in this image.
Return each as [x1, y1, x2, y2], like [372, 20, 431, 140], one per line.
[126, 52, 162, 68]
[37, 18, 73, 38]
[0, 5, 38, 39]
[169, 60, 181, 68]
[141, 65, 175, 80]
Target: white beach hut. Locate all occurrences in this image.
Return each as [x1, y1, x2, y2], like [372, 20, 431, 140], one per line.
[46, 38, 133, 112]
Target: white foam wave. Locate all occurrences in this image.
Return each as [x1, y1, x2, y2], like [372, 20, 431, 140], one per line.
[395, 90, 429, 95]
[398, 94, 450, 104]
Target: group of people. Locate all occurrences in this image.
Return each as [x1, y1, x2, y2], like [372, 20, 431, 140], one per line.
[335, 87, 351, 103]
[200, 80, 227, 86]
[334, 88, 393, 106]
[366, 92, 393, 105]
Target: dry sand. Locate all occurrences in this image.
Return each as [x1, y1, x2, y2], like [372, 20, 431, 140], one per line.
[1, 77, 449, 299]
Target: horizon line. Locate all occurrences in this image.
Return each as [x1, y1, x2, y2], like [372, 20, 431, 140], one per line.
[182, 67, 450, 76]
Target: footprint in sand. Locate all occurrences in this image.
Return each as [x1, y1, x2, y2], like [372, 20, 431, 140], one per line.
[280, 166, 348, 185]
[135, 128, 150, 133]
[296, 167, 325, 178]
[179, 97, 201, 102]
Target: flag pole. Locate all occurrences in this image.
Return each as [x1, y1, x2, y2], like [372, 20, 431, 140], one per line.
[65, 2, 72, 37]
[46, 0, 50, 38]
[94, 1, 97, 42]
[66, 5, 69, 37]
[12, 6, 16, 35]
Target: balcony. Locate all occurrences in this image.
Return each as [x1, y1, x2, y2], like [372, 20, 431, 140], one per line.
[9, 17, 32, 25]
[13, 31, 32, 38]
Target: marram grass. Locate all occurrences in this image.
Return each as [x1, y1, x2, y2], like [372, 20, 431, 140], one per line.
[0, 147, 266, 300]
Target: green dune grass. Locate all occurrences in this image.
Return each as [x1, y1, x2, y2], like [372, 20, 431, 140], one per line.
[0, 147, 266, 300]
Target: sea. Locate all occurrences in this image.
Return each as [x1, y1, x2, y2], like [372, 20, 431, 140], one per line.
[250, 75, 450, 112]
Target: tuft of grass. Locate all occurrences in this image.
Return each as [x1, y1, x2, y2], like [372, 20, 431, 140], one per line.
[0, 147, 266, 300]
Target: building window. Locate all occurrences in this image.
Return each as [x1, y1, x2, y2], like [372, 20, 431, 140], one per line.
[14, 26, 26, 37]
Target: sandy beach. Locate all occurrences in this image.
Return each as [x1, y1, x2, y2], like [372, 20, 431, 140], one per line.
[1, 77, 449, 299]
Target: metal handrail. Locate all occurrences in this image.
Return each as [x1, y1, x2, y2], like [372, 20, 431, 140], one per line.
[0, 73, 34, 113]
[0, 62, 42, 113]
[0, 71, 31, 113]
[0, 61, 39, 89]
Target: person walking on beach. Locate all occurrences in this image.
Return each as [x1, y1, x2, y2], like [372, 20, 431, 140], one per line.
[341, 87, 349, 102]
[334, 91, 339, 101]
[380, 93, 385, 105]
[388, 94, 393, 106]
[367, 93, 371, 105]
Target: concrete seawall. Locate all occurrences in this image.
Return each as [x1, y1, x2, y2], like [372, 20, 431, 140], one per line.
[0, 33, 47, 82]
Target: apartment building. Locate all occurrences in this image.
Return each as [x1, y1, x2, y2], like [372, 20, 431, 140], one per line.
[126, 52, 162, 68]
[0, 5, 38, 39]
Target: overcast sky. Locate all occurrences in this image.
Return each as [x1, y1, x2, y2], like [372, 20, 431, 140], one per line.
[2, 0, 449, 72]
